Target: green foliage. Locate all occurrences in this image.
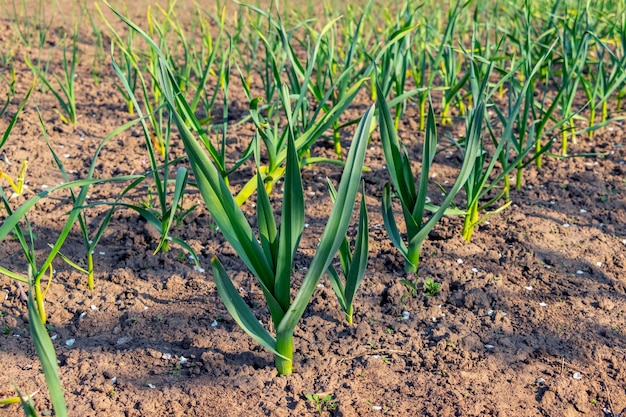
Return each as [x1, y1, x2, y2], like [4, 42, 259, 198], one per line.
[423, 278, 441, 297]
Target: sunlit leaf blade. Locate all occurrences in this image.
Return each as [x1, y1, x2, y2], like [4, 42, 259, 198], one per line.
[376, 83, 415, 210]
[381, 183, 408, 259]
[256, 171, 278, 267]
[277, 105, 374, 335]
[28, 282, 68, 417]
[275, 130, 305, 311]
[155, 167, 189, 254]
[211, 257, 287, 360]
[344, 187, 369, 308]
[327, 265, 347, 312]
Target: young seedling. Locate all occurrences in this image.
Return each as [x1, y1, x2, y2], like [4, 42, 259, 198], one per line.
[25, 25, 79, 125]
[0, 82, 34, 198]
[378, 82, 479, 275]
[423, 278, 440, 297]
[305, 393, 338, 414]
[327, 182, 369, 325]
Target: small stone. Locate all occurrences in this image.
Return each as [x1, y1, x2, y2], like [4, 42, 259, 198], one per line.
[65, 339, 75, 346]
[116, 337, 133, 345]
[573, 372, 582, 380]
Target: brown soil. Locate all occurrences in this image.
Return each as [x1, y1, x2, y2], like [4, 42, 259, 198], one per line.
[1, 2, 626, 416]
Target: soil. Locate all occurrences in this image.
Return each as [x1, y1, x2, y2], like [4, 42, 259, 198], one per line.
[1, 1, 626, 416]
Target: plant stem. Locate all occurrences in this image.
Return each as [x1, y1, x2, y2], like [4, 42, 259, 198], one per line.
[34, 281, 46, 324]
[503, 173, 510, 202]
[87, 251, 94, 290]
[419, 96, 426, 131]
[441, 101, 450, 125]
[333, 128, 341, 157]
[515, 162, 523, 190]
[535, 136, 543, 169]
[405, 243, 421, 274]
[275, 332, 294, 375]
[345, 304, 354, 325]
[462, 200, 479, 242]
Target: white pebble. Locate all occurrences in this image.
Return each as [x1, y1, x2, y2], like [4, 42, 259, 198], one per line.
[579, 209, 587, 213]
[148, 384, 156, 389]
[562, 223, 570, 227]
[525, 286, 533, 291]
[65, 339, 75, 346]
[485, 344, 494, 349]
[304, 223, 310, 228]
[317, 283, 324, 288]
[79, 312, 87, 319]
[536, 378, 545, 384]
[401, 311, 410, 320]
[90, 304, 98, 310]
[487, 310, 494, 316]
[211, 320, 218, 327]
[596, 262, 602, 267]
[162, 353, 172, 360]
[99, 251, 105, 255]
[573, 372, 582, 380]
[116, 337, 132, 345]
[63, 154, 71, 158]
[179, 356, 188, 365]
[457, 259, 463, 264]
[539, 302, 548, 307]
[471, 268, 478, 273]
[372, 406, 383, 411]
[193, 265, 205, 273]
[576, 270, 584, 275]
